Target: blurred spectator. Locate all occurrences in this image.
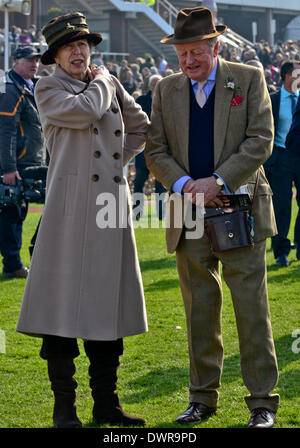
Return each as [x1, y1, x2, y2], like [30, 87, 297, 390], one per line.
[163, 68, 174, 77]
[265, 58, 280, 84]
[275, 53, 284, 68]
[243, 49, 260, 63]
[140, 54, 155, 71]
[264, 60, 300, 267]
[219, 42, 231, 60]
[36, 31, 46, 47]
[157, 54, 168, 75]
[245, 59, 264, 70]
[91, 53, 103, 66]
[0, 29, 4, 56]
[132, 90, 142, 100]
[28, 25, 38, 43]
[9, 26, 20, 43]
[19, 29, 32, 46]
[133, 74, 166, 221]
[264, 70, 278, 93]
[122, 70, 138, 96]
[141, 66, 151, 94]
[118, 59, 130, 83]
[130, 63, 143, 88]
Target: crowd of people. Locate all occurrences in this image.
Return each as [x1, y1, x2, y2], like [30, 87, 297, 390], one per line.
[95, 38, 300, 101]
[2, 21, 300, 93]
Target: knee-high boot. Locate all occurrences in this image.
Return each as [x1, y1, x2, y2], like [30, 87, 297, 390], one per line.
[84, 340, 145, 426]
[47, 357, 82, 428]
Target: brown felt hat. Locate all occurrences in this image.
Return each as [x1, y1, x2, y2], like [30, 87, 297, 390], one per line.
[161, 7, 227, 45]
[41, 12, 102, 65]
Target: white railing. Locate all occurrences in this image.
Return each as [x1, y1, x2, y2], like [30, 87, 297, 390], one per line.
[128, 0, 177, 27]
[126, 0, 254, 48]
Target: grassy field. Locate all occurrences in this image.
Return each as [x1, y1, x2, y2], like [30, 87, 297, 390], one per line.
[0, 199, 299, 429]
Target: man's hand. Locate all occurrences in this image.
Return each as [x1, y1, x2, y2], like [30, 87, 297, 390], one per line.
[2, 171, 22, 186]
[182, 176, 224, 207]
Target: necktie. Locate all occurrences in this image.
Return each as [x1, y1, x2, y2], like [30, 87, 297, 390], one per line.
[196, 81, 207, 108]
[291, 94, 297, 115]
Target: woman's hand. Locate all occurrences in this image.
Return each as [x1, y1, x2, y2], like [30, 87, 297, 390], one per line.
[90, 64, 111, 80]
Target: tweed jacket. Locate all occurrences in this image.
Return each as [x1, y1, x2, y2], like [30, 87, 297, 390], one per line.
[145, 57, 277, 253]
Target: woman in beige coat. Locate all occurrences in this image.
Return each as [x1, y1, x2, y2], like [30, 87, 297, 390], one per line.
[16, 12, 149, 428]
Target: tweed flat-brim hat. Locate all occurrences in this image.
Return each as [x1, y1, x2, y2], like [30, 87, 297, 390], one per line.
[161, 7, 227, 45]
[41, 12, 102, 65]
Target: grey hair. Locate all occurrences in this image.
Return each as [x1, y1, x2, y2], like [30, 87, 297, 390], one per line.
[149, 74, 163, 87]
[207, 36, 219, 48]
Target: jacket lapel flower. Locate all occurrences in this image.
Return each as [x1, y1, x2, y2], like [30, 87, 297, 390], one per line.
[225, 76, 243, 106]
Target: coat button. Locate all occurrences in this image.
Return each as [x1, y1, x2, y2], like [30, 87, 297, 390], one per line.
[93, 128, 99, 135]
[113, 152, 121, 159]
[111, 107, 119, 113]
[114, 129, 122, 137]
[114, 176, 121, 183]
[94, 151, 101, 158]
[92, 174, 99, 182]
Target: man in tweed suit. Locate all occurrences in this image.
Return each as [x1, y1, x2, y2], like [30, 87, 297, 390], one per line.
[145, 7, 279, 428]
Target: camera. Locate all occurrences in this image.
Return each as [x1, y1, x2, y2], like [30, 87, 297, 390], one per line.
[0, 166, 47, 211]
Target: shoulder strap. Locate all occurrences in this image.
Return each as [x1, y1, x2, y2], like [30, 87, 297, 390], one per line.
[250, 170, 260, 215]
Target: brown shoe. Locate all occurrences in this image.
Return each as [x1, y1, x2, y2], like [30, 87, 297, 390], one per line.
[3, 267, 29, 279]
[248, 408, 276, 428]
[175, 402, 216, 425]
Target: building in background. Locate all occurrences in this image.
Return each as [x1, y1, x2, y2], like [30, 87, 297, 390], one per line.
[215, 0, 300, 44]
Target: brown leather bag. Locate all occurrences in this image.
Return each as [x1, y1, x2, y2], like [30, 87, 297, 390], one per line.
[204, 174, 259, 252]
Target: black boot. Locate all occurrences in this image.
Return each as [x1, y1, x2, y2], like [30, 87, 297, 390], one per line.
[84, 340, 145, 426]
[47, 357, 82, 428]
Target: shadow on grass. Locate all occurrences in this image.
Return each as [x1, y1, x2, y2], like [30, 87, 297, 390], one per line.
[145, 278, 179, 292]
[122, 366, 189, 404]
[267, 259, 300, 279]
[121, 334, 299, 408]
[139, 257, 176, 273]
[222, 334, 300, 398]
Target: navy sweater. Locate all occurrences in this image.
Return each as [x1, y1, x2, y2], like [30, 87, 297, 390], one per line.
[188, 83, 215, 180]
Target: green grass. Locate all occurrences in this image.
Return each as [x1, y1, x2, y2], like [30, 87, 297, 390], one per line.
[0, 199, 299, 429]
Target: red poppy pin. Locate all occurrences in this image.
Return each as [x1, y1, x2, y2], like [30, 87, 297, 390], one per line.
[225, 77, 243, 107]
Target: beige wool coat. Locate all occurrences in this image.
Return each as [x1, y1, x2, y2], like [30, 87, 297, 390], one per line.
[17, 66, 149, 340]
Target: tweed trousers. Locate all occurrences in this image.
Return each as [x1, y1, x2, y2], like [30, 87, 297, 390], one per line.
[176, 230, 279, 412]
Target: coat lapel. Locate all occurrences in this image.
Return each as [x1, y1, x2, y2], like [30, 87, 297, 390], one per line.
[173, 74, 191, 172]
[214, 58, 235, 168]
[54, 65, 88, 94]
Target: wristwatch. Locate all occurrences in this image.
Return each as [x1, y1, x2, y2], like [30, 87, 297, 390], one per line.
[213, 174, 224, 187]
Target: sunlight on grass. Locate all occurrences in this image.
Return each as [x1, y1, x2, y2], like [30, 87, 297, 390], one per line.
[0, 199, 299, 428]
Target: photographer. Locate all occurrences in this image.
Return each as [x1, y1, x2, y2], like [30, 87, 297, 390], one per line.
[0, 46, 45, 278]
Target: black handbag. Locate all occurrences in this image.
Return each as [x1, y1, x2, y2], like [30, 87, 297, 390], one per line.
[204, 174, 259, 252]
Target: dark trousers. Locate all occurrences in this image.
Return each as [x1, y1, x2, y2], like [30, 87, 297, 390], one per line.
[40, 335, 123, 360]
[0, 203, 28, 273]
[264, 146, 300, 258]
[133, 152, 166, 220]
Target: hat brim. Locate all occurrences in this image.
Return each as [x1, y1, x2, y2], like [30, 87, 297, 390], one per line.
[160, 25, 227, 45]
[41, 32, 102, 65]
[28, 53, 42, 58]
